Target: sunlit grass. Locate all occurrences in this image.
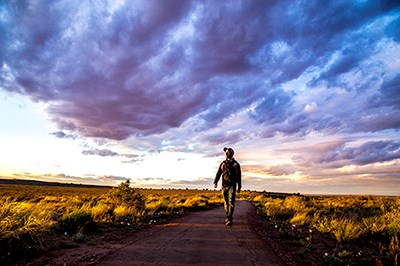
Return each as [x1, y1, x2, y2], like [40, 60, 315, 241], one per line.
[2, 182, 398, 265]
[246, 192, 400, 265]
[0, 182, 223, 264]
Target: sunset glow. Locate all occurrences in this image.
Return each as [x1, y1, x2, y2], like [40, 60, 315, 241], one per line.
[1, 1, 399, 195]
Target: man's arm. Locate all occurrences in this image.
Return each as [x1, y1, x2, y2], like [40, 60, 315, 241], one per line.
[236, 163, 242, 193]
[213, 162, 223, 188]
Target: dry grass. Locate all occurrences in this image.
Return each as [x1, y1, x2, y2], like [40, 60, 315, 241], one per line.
[3, 182, 398, 265]
[0, 182, 222, 264]
[245, 192, 400, 265]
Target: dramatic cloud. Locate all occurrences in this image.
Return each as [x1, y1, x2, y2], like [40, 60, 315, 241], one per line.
[1, 1, 399, 194]
[341, 141, 400, 165]
[288, 140, 400, 168]
[1, 1, 399, 142]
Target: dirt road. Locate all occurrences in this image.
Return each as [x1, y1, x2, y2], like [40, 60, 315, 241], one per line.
[97, 201, 283, 266]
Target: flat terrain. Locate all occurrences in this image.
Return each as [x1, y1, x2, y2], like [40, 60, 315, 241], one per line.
[97, 200, 283, 266]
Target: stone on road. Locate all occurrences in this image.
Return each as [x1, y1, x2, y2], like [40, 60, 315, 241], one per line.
[98, 201, 283, 266]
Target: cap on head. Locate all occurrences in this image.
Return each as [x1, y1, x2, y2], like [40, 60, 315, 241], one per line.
[223, 147, 234, 156]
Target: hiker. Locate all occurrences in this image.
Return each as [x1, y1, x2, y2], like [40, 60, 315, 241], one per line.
[213, 147, 242, 226]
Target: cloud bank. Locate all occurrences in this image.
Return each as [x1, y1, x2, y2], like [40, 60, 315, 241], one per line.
[1, 1, 399, 142]
[1, 1, 399, 194]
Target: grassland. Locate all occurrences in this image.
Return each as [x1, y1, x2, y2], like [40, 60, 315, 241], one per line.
[240, 191, 400, 265]
[0, 180, 223, 264]
[1, 180, 399, 265]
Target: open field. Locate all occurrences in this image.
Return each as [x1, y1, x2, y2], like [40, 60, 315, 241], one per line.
[0, 180, 223, 264]
[241, 191, 400, 265]
[0, 180, 399, 265]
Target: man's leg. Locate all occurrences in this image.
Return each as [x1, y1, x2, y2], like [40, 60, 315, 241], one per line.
[227, 185, 236, 223]
[222, 187, 230, 221]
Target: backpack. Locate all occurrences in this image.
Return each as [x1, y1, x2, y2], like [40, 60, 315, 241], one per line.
[222, 159, 238, 184]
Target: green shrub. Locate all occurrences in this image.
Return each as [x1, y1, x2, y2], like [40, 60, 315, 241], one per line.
[58, 210, 93, 233]
[108, 180, 145, 212]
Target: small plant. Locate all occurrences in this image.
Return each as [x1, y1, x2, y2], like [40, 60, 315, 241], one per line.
[330, 218, 363, 243]
[58, 210, 93, 233]
[290, 210, 311, 226]
[107, 180, 146, 223]
[108, 180, 145, 210]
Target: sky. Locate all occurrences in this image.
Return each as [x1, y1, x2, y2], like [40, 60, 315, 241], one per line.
[0, 0, 399, 195]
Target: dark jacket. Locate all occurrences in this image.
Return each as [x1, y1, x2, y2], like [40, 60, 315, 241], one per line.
[214, 158, 241, 189]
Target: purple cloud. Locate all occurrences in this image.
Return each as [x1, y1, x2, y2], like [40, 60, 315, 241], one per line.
[0, 1, 399, 142]
[296, 140, 400, 168]
[373, 74, 400, 108]
[344, 141, 400, 165]
[250, 88, 295, 124]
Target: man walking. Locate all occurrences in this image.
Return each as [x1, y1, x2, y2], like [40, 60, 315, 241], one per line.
[213, 147, 242, 226]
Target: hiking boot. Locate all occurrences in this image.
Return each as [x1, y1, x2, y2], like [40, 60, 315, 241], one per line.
[225, 220, 232, 226]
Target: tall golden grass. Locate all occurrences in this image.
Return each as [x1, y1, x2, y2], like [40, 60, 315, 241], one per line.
[2, 182, 399, 265]
[245, 192, 400, 265]
[0, 181, 222, 264]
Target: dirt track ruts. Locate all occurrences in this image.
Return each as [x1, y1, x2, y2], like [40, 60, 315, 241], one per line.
[97, 200, 283, 266]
